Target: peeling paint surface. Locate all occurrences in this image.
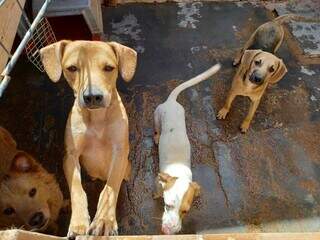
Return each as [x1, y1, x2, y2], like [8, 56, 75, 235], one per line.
[110, 14, 145, 53]
[177, 2, 203, 29]
[301, 66, 316, 76]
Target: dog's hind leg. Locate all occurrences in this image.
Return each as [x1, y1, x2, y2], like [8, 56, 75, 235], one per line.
[154, 107, 162, 145]
[272, 26, 284, 53]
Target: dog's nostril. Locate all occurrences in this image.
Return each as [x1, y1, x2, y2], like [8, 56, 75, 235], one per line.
[84, 95, 92, 104]
[255, 76, 262, 82]
[94, 95, 103, 103]
[29, 212, 44, 227]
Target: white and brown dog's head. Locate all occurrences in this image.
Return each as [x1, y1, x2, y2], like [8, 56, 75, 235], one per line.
[240, 50, 287, 87]
[157, 173, 200, 235]
[40, 40, 137, 109]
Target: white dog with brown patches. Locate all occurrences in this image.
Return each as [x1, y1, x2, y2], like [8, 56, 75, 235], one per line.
[153, 64, 221, 234]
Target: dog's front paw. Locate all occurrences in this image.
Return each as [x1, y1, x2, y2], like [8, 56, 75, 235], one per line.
[240, 121, 250, 133]
[87, 218, 118, 236]
[217, 108, 229, 120]
[67, 223, 89, 240]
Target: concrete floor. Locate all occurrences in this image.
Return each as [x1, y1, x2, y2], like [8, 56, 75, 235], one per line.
[0, 1, 320, 236]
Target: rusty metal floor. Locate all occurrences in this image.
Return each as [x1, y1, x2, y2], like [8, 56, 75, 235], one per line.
[1, 1, 320, 237]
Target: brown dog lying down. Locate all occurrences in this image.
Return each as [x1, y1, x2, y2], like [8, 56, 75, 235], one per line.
[154, 64, 221, 234]
[40, 40, 137, 238]
[0, 127, 63, 233]
[233, 14, 320, 66]
[217, 50, 287, 133]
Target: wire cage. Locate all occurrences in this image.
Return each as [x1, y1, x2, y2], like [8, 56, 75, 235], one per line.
[25, 17, 56, 72]
[0, 0, 54, 96]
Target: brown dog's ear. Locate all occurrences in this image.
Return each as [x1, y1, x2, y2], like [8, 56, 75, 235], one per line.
[0, 127, 17, 178]
[158, 172, 173, 183]
[269, 59, 287, 84]
[240, 50, 263, 68]
[40, 40, 71, 82]
[109, 42, 137, 82]
[190, 182, 201, 197]
[158, 172, 177, 190]
[11, 152, 37, 173]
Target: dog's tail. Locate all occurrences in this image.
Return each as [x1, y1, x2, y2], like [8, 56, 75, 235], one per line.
[274, 14, 320, 24]
[168, 64, 221, 101]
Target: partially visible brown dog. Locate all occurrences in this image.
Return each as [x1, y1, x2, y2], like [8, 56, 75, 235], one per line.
[233, 14, 320, 66]
[0, 127, 63, 233]
[217, 50, 287, 133]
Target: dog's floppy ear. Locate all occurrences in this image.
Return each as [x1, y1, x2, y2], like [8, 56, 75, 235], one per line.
[40, 40, 71, 82]
[153, 178, 164, 199]
[109, 42, 137, 82]
[158, 172, 173, 183]
[158, 172, 177, 190]
[0, 127, 17, 179]
[190, 182, 201, 197]
[269, 59, 287, 84]
[11, 152, 37, 173]
[240, 50, 262, 69]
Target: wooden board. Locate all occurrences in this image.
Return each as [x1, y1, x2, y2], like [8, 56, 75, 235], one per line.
[0, 0, 26, 76]
[1, 230, 320, 240]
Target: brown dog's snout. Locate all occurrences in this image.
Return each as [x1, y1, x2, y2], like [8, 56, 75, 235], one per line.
[29, 211, 45, 228]
[249, 71, 264, 84]
[82, 87, 105, 109]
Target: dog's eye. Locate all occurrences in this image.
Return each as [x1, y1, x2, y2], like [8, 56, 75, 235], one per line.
[269, 66, 275, 73]
[67, 65, 78, 72]
[29, 188, 37, 198]
[104, 65, 114, 72]
[254, 60, 262, 66]
[3, 207, 15, 215]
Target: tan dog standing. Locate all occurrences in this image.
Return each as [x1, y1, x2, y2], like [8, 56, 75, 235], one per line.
[40, 40, 137, 238]
[0, 127, 63, 233]
[154, 64, 220, 234]
[233, 14, 320, 66]
[218, 50, 287, 133]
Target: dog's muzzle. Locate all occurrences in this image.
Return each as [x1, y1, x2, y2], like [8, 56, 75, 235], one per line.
[249, 71, 264, 85]
[81, 87, 106, 109]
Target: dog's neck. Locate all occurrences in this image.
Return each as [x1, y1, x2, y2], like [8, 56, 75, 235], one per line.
[163, 163, 192, 181]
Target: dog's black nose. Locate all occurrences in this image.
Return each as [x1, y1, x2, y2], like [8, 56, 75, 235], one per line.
[29, 212, 45, 227]
[83, 88, 104, 107]
[254, 75, 263, 83]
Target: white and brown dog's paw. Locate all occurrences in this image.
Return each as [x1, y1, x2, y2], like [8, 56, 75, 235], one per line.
[87, 218, 118, 236]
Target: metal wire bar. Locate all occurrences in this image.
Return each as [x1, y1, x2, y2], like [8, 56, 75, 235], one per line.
[0, 0, 52, 97]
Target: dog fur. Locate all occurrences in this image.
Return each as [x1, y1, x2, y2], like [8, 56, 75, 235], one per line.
[218, 50, 287, 133]
[0, 127, 63, 233]
[40, 40, 137, 238]
[233, 14, 320, 66]
[153, 64, 221, 234]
